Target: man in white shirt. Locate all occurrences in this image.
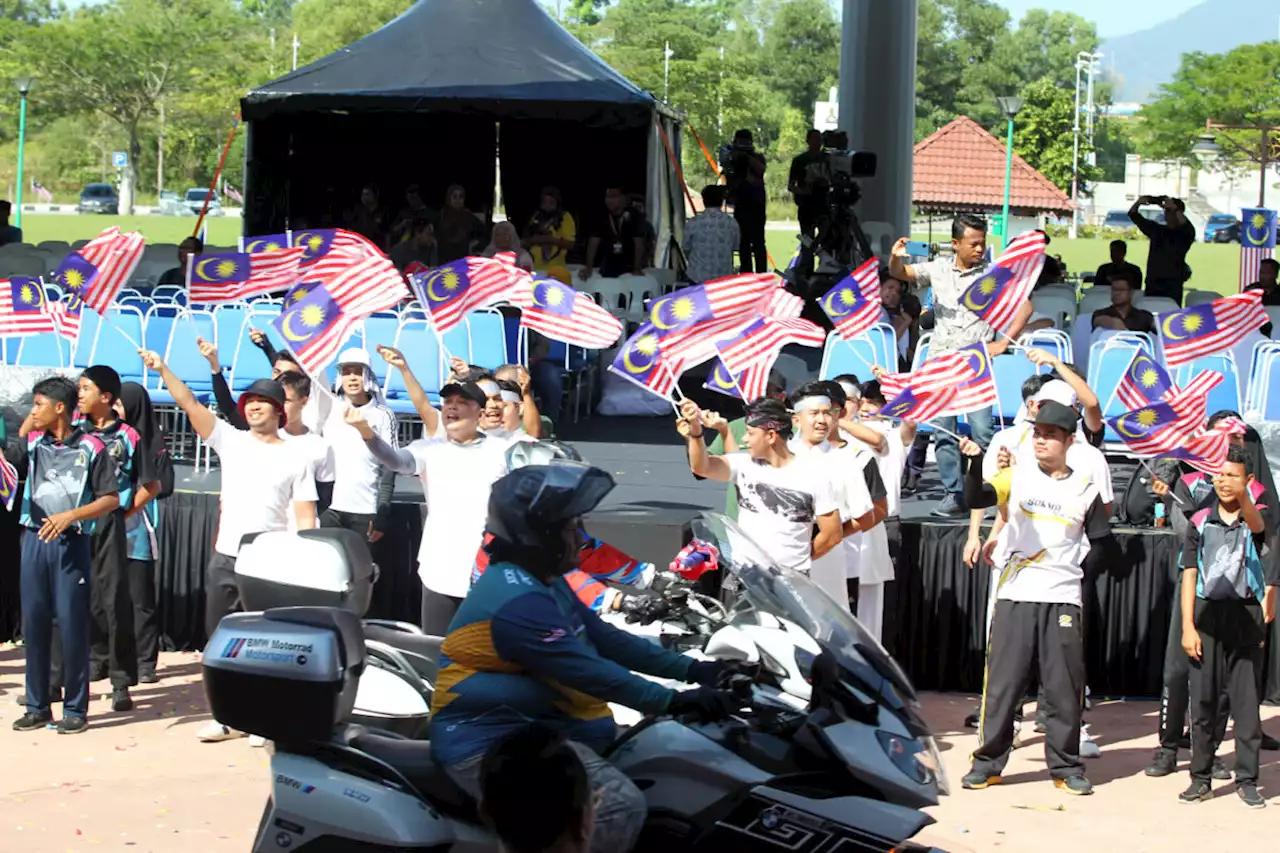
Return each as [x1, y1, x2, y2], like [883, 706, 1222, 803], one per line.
[678, 396, 842, 575]
[486, 379, 539, 447]
[277, 371, 335, 523]
[141, 352, 317, 740]
[319, 348, 398, 543]
[346, 381, 508, 635]
[783, 383, 876, 610]
[958, 402, 1111, 797]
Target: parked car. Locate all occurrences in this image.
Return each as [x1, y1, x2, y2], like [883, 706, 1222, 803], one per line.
[77, 183, 119, 215]
[157, 190, 186, 216]
[1203, 212, 1238, 243]
[183, 187, 221, 217]
[1103, 207, 1165, 229]
[1211, 221, 1240, 243]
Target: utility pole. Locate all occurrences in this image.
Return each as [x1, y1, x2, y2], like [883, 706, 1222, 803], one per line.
[1070, 59, 1083, 238]
[663, 42, 673, 102]
[157, 100, 165, 197]
[292, 33, 300, 71]
[717, 45, 725, 136]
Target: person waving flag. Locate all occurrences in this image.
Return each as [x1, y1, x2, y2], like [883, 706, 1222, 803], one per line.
[818, 257, 881, 341]
[1157, 289, 1268, 367]
[958, 230, 1047, 333]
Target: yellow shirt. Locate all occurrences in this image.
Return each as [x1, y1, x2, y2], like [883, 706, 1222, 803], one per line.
[529, 212, 576, 271]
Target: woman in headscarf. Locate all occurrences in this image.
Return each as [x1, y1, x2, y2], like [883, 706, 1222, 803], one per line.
[482, 221, 534, 271]
[524, 186, 576, 272]
[117, 382, 168, 683]
[436, 184, 485, 264]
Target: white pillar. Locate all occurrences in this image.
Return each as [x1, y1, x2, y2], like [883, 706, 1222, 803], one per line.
[839, 0, 918, 253]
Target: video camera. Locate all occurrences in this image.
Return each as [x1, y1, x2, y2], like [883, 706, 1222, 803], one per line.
[817, 130, 877, 207]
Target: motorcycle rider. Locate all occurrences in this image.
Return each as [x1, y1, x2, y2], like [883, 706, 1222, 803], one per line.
[429, 461, 738, 853]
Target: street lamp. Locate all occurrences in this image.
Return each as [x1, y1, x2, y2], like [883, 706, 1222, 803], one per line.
[14, 75, 33, 230]
[1195, 120, 1280, 207]
[1070, 51, 1103, 238]
[996, 95, 1024, 250]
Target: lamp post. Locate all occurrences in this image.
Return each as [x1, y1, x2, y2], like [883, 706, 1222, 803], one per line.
[1192, 120, 1280, 207]
[1070, 51, 1103, 239]
[14, 75, 33, 230]
[996, 95, 1024, 251]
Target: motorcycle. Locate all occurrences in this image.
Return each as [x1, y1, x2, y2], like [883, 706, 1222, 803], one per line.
[203, 512, 949, 852]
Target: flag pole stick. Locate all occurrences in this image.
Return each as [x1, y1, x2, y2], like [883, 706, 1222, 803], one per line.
[662, 362, 686, 401]
[921, 419, 965, 442]
[842, 337, 878, 378]
[1138, 458, 1186, 506]
[94, 307, 141, 350]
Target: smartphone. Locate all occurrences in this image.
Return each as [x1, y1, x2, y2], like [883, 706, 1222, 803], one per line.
[905, 240, 930, 258]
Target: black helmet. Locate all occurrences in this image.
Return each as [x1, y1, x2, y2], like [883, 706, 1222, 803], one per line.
[487, 461, 614, 572]
[505, 439, 582, 471]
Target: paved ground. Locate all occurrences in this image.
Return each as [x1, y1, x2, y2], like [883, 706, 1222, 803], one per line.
[0, 646, 1277, 853]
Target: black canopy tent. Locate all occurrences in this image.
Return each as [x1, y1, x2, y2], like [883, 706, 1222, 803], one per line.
[241, 0, 684, 263]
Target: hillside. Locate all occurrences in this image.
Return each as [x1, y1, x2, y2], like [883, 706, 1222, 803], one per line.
[1102, 0, 1280, 102]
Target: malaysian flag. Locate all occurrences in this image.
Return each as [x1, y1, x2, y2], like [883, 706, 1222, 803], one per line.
[50, 228, 145, 314]
[514, 276, 622, 349]
[50, 300, 81, 344]
[1165, 370, 1224, 427]
[1167, 427, 1233, 475]
[241, 232, 292, 253]
[223, 184, 245, 205]
[1108, 401, 1204, 456]
[958, 230, 1047, 333]
[410, 256, 520, 334]
[0, 453, 18, 512]
[610, 327, 681, 398]
[1157, 289, 1268, 367]
[1238, 208, 1276, 292]
[186, 247, 306, 303]
[271, 255, 409, 373]
[292, 228, 384, 268]
[1116, 351, 1174, 409]
[878, 386, 959, 423]
[661, 279, 797, 370]
[703, 353, 780, 401]
[716, 315, 825, 374]
[30, 178, 52, 203]
[878, 343, 996, 416]
[818, 257, 881, 341]
[0, 278, 57, 336]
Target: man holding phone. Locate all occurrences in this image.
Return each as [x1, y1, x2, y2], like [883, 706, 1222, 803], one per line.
[1128, 195, 1195, 304]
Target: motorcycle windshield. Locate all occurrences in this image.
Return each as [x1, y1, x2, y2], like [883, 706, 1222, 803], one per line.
[690, 512, 917, 708]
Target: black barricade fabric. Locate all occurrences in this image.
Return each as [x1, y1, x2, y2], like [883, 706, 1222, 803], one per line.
[1, 503, 1276, 703]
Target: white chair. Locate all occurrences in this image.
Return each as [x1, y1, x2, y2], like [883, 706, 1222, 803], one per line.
[1184, 289, 1219, 308]
[1264, 305, 1280, 336]
[1135, 295, 1181, 314]
[1030, 292, 1077, 330]
[643, 266, 677, 289]
[1017, 328, 1072, 364]
[1078, 287, 1113, 317]
[1245, 341, 1280, 419]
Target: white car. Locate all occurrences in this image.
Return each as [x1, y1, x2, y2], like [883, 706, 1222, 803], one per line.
[183, 187, 221, 217]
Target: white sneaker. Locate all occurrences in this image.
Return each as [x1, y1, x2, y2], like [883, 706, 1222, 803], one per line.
[1012, 719, 1024, 749]
[248, 735, 267, 748]
[1080, 724, 1101, 759]
[197, 721, 245, 742]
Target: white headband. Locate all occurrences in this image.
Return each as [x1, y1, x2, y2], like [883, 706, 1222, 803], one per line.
[838, 381, 859, 400]
[792, 396, 832, 413]
[499, 390, 521, 404]
[477, 380, 501, 397]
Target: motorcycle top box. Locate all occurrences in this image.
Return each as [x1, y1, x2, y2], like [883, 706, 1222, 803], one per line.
[203, 607, 367, 744]
[235, 528, 376, 615]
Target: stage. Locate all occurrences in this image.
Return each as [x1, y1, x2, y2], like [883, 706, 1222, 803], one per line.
[1, 416, 1277, 702]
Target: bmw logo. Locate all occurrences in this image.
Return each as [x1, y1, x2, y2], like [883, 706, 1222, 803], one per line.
[275, 832, 292, 848]
[761, 808, 781, 829]
[296, 655, 308, 666]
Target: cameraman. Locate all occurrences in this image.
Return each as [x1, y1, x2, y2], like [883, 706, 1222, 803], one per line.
[789, 129, 830, 278]
[724, 129, 768, 273]
[1128, 195, 1195, 304]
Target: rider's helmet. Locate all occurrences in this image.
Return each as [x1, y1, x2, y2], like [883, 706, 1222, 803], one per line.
[486, 460, 614, 576]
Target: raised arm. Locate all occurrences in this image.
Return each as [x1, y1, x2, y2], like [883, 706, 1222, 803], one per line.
[139, 350, 217, 440]
[344, 405, 417, 475]
[1025, 348, 1103, 433]
[248, 326, 282, 367]
[838, 417, 888, 454]
[199, 337, 248, 429]
[889, 237, 923, 283]
[678, 399, 732, 481]
[378, 345, 439, 435]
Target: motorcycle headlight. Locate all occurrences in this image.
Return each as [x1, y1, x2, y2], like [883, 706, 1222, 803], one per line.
[876, 730, 946, 792]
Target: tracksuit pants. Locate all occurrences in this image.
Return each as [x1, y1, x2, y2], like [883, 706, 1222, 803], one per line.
[1158, 572, 1228, 753]
[1188, 598, 1266, 785]
[20, 529, 92, 718]
[320, 507, 375, 540]
[126, 558, 159, 674]
[973, 599, 1086, 780]
[205, 553, 240, 639]
[89, 512, 137, 688]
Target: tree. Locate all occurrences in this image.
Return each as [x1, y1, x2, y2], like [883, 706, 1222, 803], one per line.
[291, 0, 412, 65]
[1135, 43, 1280, 163]
[566, 0, 609, 26]
[1010, 77, 1099, 195]
[761, 0, 839, 117]
[18, 0, 251, 213]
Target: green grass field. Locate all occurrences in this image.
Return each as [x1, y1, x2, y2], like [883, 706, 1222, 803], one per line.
[15, 213, 243, 248]
[764, 230, 1246, 298]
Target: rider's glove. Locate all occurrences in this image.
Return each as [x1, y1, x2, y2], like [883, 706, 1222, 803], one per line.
[667, 687, 737, 723]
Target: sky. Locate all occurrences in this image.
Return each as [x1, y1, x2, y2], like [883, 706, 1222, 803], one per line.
[993, 0, 1204, 38]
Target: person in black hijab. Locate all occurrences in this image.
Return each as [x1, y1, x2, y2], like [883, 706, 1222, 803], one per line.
[118, 382, 168, 683]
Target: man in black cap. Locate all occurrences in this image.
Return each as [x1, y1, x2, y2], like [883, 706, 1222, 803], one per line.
[345, 380, 509, 634]
[140, 350, 318, 741]
[77, 365, 160, 713]
[957, 401, 1112, 797]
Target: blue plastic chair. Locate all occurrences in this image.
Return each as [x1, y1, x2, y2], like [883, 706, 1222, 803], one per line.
[386, 320, 443, 406]
[143, 304, 179, 355]
[150, 286, 185, 305]
[363, 314, 401, 386]
[94, 307, 147, 384]
[232, 304, 286, 391]
[1088, 339, 1145, 441]
[16, 332, 70, 367]
[992, 354, 1040, 422]
[819, 332, 881, 382]
[214, 304, 247, 371]
[1175, 354, 1241, 416]
[469, 309, 509, 369]
[71, 308, 101, 368]
[155, 310, 216, 399]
